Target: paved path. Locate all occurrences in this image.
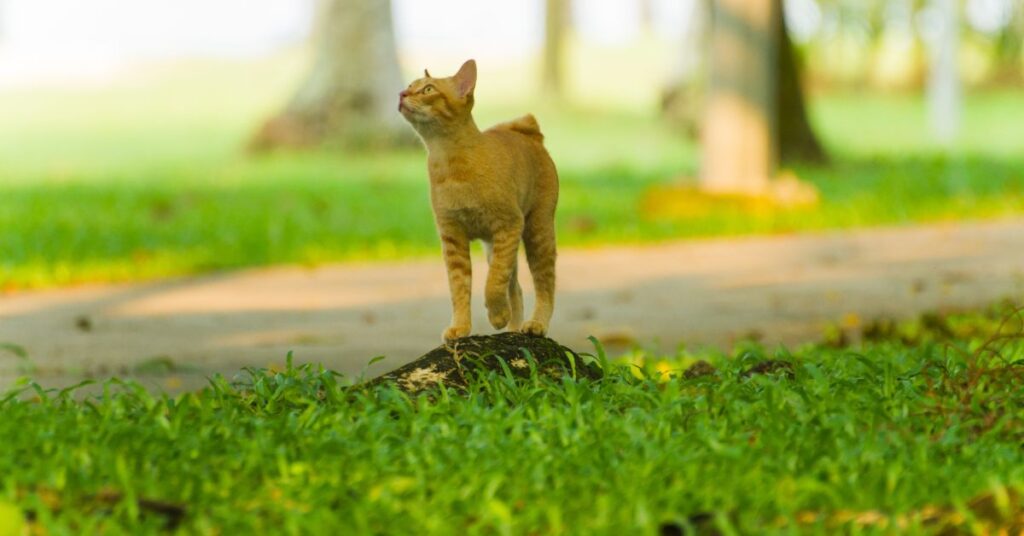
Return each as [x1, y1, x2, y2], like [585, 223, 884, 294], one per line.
[2, 219, 1023, 390]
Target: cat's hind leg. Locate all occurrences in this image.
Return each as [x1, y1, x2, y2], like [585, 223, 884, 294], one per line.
[508, 252, 524, 331]
[522, 208, 556, 336]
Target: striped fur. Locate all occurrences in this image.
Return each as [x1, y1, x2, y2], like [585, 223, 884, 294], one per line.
[399, 59, 559, 342]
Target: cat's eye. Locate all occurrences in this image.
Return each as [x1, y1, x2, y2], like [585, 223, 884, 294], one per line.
[422, 85, 434, 94]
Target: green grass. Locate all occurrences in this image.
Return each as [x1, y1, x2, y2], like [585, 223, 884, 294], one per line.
[2, 304, 1023, 534]
[2, 58, 1024, 289]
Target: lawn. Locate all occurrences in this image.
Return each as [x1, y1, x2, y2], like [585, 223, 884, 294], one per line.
[1, 303, 1022, 534]
[2, 57, 1024, 289]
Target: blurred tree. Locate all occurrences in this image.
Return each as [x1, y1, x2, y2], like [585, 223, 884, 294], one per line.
[927, 0, 961, 145]
[701, 0, 777, 195]
[994, 0, 1024, 82]
[700, 0, 825, 196]
[543, 0, 570, 97]
[249, 0, 412, 150]
[808, 0, 922, 90]
[661, 0, 711, 138]
[776, 0, 825, 163]
[639, 0, 656, 34]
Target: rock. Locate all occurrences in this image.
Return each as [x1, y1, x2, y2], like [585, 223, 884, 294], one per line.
[683, 360, 718, 379]
[362, 332, 600, 394]
[740, 360, 795, 379]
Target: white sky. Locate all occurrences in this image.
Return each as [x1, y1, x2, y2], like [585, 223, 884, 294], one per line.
[0, 0, 1012, 88]
[0, 0, 692, 88]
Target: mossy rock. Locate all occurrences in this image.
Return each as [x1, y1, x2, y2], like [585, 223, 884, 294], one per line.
[363, 332, 600, 394]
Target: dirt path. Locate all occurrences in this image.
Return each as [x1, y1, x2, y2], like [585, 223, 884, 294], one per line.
[2, 219, 1023, 391]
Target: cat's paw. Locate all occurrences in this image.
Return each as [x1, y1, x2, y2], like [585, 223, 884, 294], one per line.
[486, 301, 511, 330]
[442, 324, 471, 342]
[520, 320, 547, 337]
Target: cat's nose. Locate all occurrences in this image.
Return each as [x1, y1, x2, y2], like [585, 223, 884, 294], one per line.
[399, 89, 410, 99]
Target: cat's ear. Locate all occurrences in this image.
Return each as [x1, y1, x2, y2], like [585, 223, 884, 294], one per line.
[453, 59, 477, 98]
[424, 69, 431, 78]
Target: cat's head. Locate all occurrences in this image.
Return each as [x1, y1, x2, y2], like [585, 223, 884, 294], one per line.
[398, 59, 477, 134]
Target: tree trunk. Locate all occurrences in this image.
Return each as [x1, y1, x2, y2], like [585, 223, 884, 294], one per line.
[638, 0, 655, 35]
[543, 0, 570, 97]
[993, 2, 1023, 82]
[775, 0, 826, 163]
[700, 0, 779, 195]
[361, 332, 600, 394]
[249, 0, 414, 151]
[699, 0, 825, 194]
[927, 0, 961, 147]
[660, 0, 711, 138]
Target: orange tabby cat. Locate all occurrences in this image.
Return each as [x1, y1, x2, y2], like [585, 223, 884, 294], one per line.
[398, 59, 558, 342]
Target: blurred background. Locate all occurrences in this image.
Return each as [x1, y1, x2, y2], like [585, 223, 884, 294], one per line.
[1, 0, 1023, 289]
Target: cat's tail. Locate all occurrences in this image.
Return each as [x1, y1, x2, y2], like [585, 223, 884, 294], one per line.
[492, 114, 544, 143]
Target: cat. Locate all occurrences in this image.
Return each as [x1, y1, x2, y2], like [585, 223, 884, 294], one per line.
[398, 59, 559, 342]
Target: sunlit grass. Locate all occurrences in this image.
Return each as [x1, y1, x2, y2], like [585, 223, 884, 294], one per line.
[2, 56, 1023, 289]
[2, 304, 1022, 533]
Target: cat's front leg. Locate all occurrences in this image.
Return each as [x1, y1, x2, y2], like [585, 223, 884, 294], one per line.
[440, 230, 472, 342]
[484, 225, 523, 330]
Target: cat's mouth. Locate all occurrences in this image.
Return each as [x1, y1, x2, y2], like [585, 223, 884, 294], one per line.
[398, 98, 414, 115]
[398, 94, 417, 113]
[398, 100, 425, 122]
